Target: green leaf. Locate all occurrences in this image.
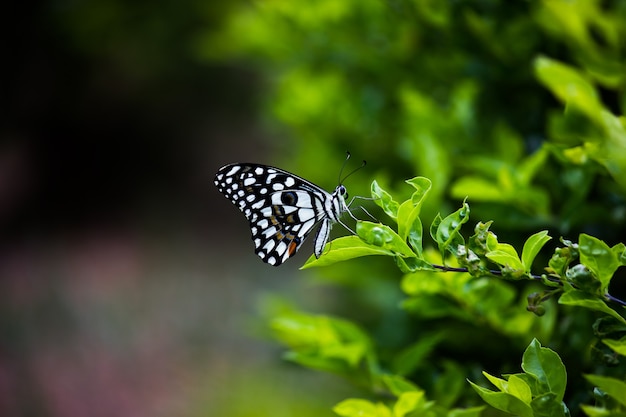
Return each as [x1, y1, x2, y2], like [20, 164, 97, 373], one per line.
[580, 404, 626, 417]
[381, 375, 420, 396]
[432, 201, 470, 260]
[468, 221, 493, 257]
[504, 373, 539, 396]
[559, 289, 626, 324]
[548, 239, 579, 277]
[397, 177, 432, 256]
[530, 392, 568, 417]
[579, 234, 621, 293]
[508, 374, 533, 404]
[482, 371, 508, 392]
[333, 399, 391, 417]
[371, 180, 400, 220]
[301, 236, 394, 269]
[521, 339, 567, 401]
[522, 231, 552, 273]
[613, 242, 626, 266]
[430, 213, 442, 243]
[485, 232, 524, 272]
[468, 380, 533, 417]
[534, 55, 604, 123]
[601, 336, 626, 356]
[393, 391, 425, 417]
[357, 221, 415, 257]
[270, 313, 373, 372]
[397, 201, 423, 256]
[395, 255, 437, 273]
[584, 374, 626, 408]
[447, 407, 486, 417]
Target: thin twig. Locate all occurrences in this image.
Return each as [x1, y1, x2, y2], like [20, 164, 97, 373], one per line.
[430, 264, 626, 308]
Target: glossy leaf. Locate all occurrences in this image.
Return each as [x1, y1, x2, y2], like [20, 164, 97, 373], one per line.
[371, 180, 399, 220]
[579, 233, 621, 292]
[601, 337, 626, 356]
[468, 381, 533, 417]
[584, 374, 626, 408]
[397, 177, 432, 256]
[522, 231, 552, 273]
[301, 236, 395, 269]
[521, 339, 567, 402]
[333, 399, 391, 417]
[431, 201, 470, 260]
[559, 289, 626, 324]
[530, 392, 568, 417]
[486, 232, 525, 272]
[356, 221, 415, 257]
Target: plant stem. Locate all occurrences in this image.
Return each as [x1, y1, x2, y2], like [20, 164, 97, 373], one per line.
[430, 264, 626, 308]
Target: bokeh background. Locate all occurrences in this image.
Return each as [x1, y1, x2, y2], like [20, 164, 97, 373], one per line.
[3, 1, 626, 416]
[3, 2, 360, 416]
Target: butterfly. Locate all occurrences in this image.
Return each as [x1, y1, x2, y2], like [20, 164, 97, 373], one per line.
[214, 156, 363, 266]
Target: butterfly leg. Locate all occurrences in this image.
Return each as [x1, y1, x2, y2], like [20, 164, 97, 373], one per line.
[346, 195, 379, 222]
[336, 218, 356, 235]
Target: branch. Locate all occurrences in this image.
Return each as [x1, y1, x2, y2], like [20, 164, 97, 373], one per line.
[431, 264, 626, 308]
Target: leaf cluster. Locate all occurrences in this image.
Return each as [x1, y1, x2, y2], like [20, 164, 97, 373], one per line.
[273, 178, 626, 416]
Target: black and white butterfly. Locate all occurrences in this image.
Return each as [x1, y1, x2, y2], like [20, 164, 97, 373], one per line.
[214, 158, 363, 266]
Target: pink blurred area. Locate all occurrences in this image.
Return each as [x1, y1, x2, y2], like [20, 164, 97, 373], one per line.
[1, 3, 353, 416]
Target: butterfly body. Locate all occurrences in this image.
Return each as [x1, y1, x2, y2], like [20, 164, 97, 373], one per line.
[214, 163, 349, 266]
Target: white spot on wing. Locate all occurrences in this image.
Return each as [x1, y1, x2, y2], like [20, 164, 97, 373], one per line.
[263, 226, 277, 237]
[298, 208, 315, 222]
[276, 241, 287, 255]
[263, 239, 276, 251]
[298, 219, 315, 237]
[226, 166, 241, 176]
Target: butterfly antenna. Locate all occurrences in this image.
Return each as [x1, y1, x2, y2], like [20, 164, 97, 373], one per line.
[341, 159, 367, 184]
[338, 151, 352, 185]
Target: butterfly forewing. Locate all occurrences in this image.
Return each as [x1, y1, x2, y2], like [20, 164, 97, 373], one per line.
[214, 163, 342, 266]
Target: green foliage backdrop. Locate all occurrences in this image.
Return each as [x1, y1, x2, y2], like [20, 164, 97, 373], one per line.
[206, 1, 626, 416]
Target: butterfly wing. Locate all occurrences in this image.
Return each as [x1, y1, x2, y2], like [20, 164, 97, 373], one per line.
[214, 163, 331, 266]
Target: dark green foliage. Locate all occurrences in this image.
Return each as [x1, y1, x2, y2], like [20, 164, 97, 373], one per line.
[208, 1, 626, 415]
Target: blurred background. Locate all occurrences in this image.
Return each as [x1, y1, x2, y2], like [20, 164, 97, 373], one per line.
[3, 1, 626, 416]
[2, 1, 361, 416]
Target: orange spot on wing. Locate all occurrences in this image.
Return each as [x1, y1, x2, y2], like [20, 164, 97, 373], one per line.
[288, 241, 298, 256]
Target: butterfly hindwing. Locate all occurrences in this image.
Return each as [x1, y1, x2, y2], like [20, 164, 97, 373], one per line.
[214, 163, 337, 266]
